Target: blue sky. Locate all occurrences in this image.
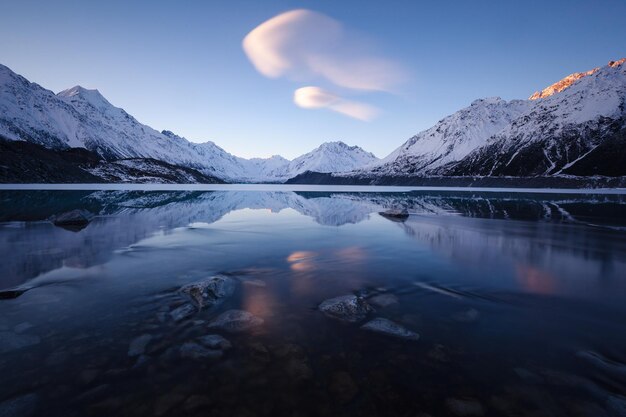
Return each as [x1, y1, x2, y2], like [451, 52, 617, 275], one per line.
[2, 0, 625, 159]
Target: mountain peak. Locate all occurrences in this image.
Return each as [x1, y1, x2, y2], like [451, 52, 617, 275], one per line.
[57, 85, 112, 110]
[529, 58, 625, 100]
[471, 97, 503, 106]
[319, 141, 349, 149]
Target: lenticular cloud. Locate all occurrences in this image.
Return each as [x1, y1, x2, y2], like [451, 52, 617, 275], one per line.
[243, 9, 407, 120]
[293, 87, 379, 121]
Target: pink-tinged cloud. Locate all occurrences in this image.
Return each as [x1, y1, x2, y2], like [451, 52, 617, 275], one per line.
[242, 9, 408, 92]
[293, 86, 379, 121]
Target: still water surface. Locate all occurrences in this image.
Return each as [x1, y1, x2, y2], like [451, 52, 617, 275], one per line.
[0, 188, 625, 417]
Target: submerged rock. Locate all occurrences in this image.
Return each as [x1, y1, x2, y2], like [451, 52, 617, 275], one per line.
[379, 208, 409, 221]
[369, 293, 399, 308]
[179, 342, 223, 360]
[445, 397, 485, 416]
[179, 275, 236, 309]
[360, 318, 419, 340]
[132, 355, 150, 369]
[52, 209, 93, 231]
[128, 334, 153, 357]
[0, 393, 39, 417]
[0, 331, 40, 353]
[207, 310, 264, 333]
[197, 334, 232, 350]
[318, 295, 372, 323]
[169, 303, 196, 322]
[577, 350, 626, 378]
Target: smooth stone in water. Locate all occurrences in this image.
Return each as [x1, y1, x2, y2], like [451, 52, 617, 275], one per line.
[318, 295, 372, 323]
[51, 209, 93, 231]
[379, 208, 409, 221]
[360, 318, 419, 340]
[179, 275, 236, 309]
[132, 355, 150, 369]
[128, 334, 152, 357]
[197, 334, 232, 350]
[576, 350, 626, 377]
[207, 310, 264, 333]
[0, 331, 40, 353]
[369, 293, 399, 308]
[169, 303, 196, 322]
[179, 342, 223, 360]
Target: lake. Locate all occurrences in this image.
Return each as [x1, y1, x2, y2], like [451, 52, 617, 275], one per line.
[0, 186, 625, 417]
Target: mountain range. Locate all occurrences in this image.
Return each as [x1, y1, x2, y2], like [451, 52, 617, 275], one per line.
[1, 59, 625, 185]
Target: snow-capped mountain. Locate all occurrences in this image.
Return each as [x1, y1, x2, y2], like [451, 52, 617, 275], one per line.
[277, 141, 378, 179]
[362, 58, 626, 178]
[0, 63, 377, 182]
[443, 58, 626, 177]
[0, 65, 236, 177]
[368, 97, 531, 176]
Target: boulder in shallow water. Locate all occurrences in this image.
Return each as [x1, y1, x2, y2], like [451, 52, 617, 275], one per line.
[0, 331, 40, 353]
[197, 334, 231, 350]
[360, 318, 419, 340]
[179, 275, 236, 309]
[179, 342, 223, 360]
[576, 350, 626, 378]
[318, 295, 372, 323]
[51, 209, 93, 231]
[379, 208, 409, 221]
[207, 310, 264, 333]
[169, 303, 196, 322]
[128, 334, 153, 357]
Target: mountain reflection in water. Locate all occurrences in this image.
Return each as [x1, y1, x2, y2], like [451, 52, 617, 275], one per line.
[0, 189, 625, 417]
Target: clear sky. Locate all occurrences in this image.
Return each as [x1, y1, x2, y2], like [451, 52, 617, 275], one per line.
[2, 0, 625, 159]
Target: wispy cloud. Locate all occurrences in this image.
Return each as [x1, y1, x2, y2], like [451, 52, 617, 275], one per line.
[243, 9, 407, 120]
[293, 86, 379, 121]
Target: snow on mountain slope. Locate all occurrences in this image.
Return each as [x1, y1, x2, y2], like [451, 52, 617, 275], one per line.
[0, 64, 234, 177]
[368, 97, 530, 176]
[442, 59, 626, 176]
[0, 63, 378, 182]
[359, 58, 626, 178]
[279, 141, 378, 179]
